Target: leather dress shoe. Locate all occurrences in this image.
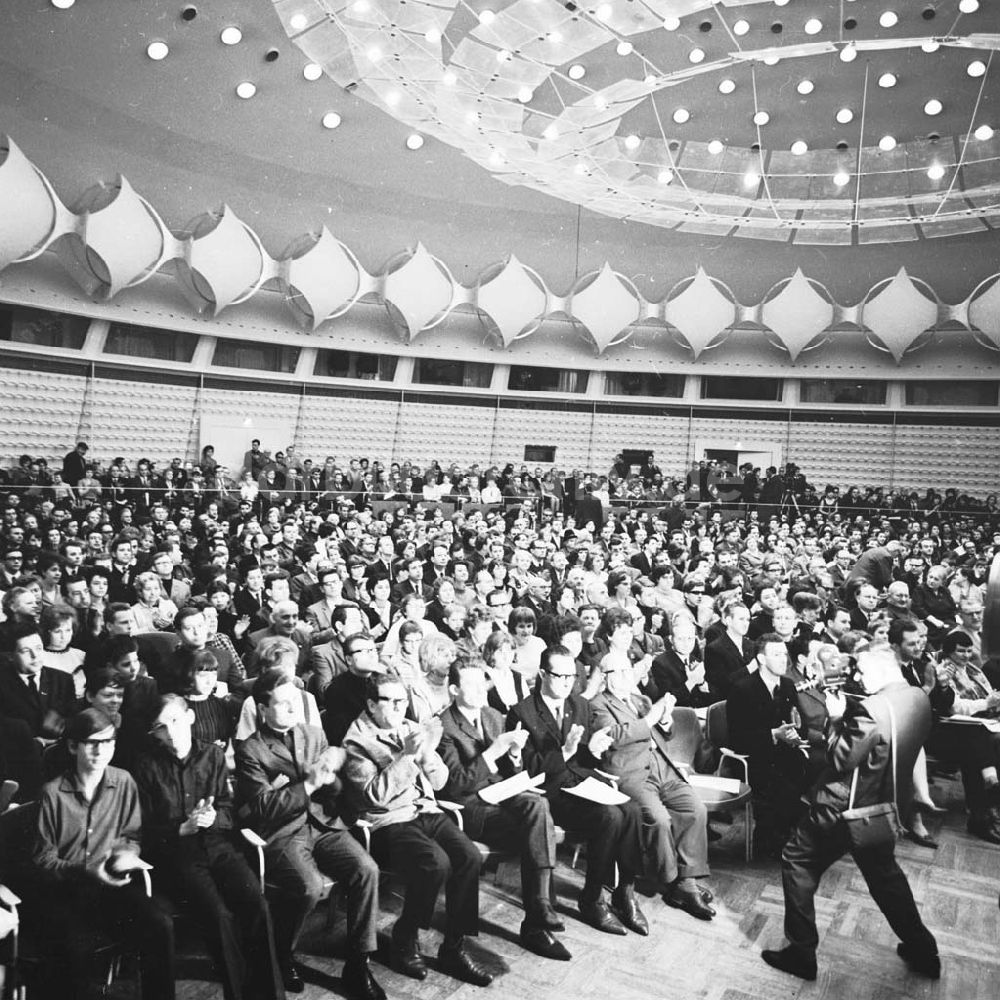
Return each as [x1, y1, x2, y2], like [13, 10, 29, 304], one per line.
[897, 942, 941, 979]
[578, 897, 627, 935]
[342, 956, 387, 1000]
[390, 930, 428, 981]
[520, 921, 572, 961]
[666, 886, 716, 921]
[532, 898, 566, 932]
[437, 941, 494, 987]
[282, 965, 305, 994]
[611, 887, 649, 936]
[761, 946, 817, 981]
[904, 829, 939, 849]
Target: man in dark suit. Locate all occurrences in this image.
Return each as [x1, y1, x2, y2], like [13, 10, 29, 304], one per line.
[61, 440, 89, 488]
[107, 535, 138, 604]
[507, 646, 648, 936]
[234, 668, 384, 1000]
[645, 618, 713, 707]
[574, 485, 604, 532]
[727, 634, 809, 857]
[705, 599, 754, 700]
[591, 656, 714, 920]
[848, 583, 880, 633]
[762, 649, 939, 982]
[0, 624, 75, 741]
[437, 660, 571, 961]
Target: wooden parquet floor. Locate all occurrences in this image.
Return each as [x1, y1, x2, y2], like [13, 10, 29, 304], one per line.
[160, 776, 999, 1000]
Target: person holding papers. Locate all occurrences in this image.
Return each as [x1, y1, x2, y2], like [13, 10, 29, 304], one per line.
[438, 659, 572, 961]
[507, 644, 650, 937]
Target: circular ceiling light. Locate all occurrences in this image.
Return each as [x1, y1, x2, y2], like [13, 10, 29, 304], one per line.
[840, 43, 857, 62]
[774, 0, 790, 6]
[366, 46, 383, 63]
[517, 86, 534, 103]
[478, 10, 495, 25]
[385, 90, 401, 107]
[442, 70, 457, 86]
[543, 123, 560, 140]
[878, 72, 897, 87]
[921, 39, 940, 52]
[594, 95, 609, 109]
[547, 31, 562, 44]
[878, 134, 897, 151]
[595, 4, 613, 21]
[718, 78, 736, 94]
[804, 18, 823, 34]
[146, 41, 169, 60]
[289, 13, 307, 30]
[406, 133, 424, 150]
[733, 19, 750, 36]
[762, 54, 780, 65]
[424, 28, 441, 44]
[752, 110, 770, 126]
[924, 98, 943, 115]
[974, 124, 994, 140]
[959, 0, 979, 12]
[796, 79, 814, 95]
[657, 169, 674, 184]
[833, 171, 851, 187]
[968, 60, 987, 77]
[624, 134, 641, 150]
[574, 162, 590, 176]
[663, 16, 681, 31]
[568, 64, 586, 80]
[616, 41, 633, 55]
[52, 0, 75, 8]
[496, 49, 511, 63]
[303, 63, 322, 81]
[489, 150, 505, 167]
[836, 107, 854, 124]
[673, 108, 690, 124]
[879, 11, 899, 28]
[791, 140, 808, 155]
[743, 170, 761, 188]
[321, 111, 341, 129]
[689, 48, 705, 63]
[236, 81, 256, 99]
[707, 139, 724, 155]
[927, 163, 945, 180]
[220, 26, 242, 45]
[352, 0, 370, 10]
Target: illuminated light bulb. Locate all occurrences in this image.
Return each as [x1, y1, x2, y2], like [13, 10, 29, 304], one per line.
[442, 70, 457, 85]
[617, 41, 634, 56]
[574, 162, 590, 175]
[543, 123, 560, 140]
[496, 49, 511, 63]
[922, 39, 939, 52]
[489, 150, 505, 166]
[878, 134, 897, 151]
[425, 28, 442, 44]
[366, 46, 383, 63]
[673, 108, 690, 124]
[833, 171, 850, 187]
[959, 0, 979, 12]
[753, 110, 770, 126]
[663, 16, 681, 30]
[289, 13, 307, 30]
[804, 18, 823, 34]
[303, 63, 323, 81]
[657, 169, 674, 184]
[689, 48, 705, 63]
[796, 79, 814, 95]
[924, 98, 942, 115]
[147, 41, 169, 60]
[840, 44, 857, 62]
[707, 139, 724, 155]
[352, 0, 370, 11]
[405, 133, 424, 150]
[595, 95, 609, 109]
[644, 74, 657, 86]
[479, 10, 495, 25]
[968, 60, 987, 77]
[743, 170, 760, 187]
[719, 78, 736, 94]
[878, 72, 897, 87]
[763, 54, 780, 65]
[220, 27, 242, 45]
[624, 134, 641, 150]
[568, 63, 586, 79]
[879, 11, 898, 28]
[791, 140, 808, 155]
[547, 31, 563, 44]
[385, 90, 401, 107]
[236, 81, 256, 99]
[836, 107, 854, 124]
[517, 86, 534, 103]
[974, 124, 994, 140]
[927, 163, 945, 180]
[466, 110, 480, 123]
[596, 4, 613, 21]
[734, 19, 750, 36]
[322, 112, 341, 129]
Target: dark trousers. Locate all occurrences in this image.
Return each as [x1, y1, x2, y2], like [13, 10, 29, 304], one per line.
[928, 724, 998, 817]
[547, 790, 645, 899]
[154, 834, 283, 1000]
[265, 826, 379, 965]
[749, 748, 808, 848]
[27, 877, 174, 1000]
[781, 814, 936, 959]
[370, 812, 481, 941]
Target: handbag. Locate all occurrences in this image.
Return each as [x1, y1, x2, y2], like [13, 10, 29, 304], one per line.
[840, 700, 904, 850]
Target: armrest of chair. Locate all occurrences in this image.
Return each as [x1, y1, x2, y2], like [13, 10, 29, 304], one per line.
[138, 868, 153, 899]
[718, 748, 750, 784]
[354, 818, 373, 853]
[437, 800, 465, 832]
[240, 829, 267, 890]
[0, 884, 22, 910]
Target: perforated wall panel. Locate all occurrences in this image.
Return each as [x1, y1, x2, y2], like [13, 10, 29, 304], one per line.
[393, 401, 496, 467]
[491, 405, 594, 469]
[787, 419, 896, 490]
[0, 367, 88, 459]
[297, 393, 399, 463]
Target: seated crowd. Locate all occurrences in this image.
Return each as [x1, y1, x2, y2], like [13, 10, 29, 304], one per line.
[1, 441, 999, 1000]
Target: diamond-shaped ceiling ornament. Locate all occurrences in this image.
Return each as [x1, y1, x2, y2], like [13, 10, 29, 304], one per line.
[476, 255, 548, 348]
[664, 267, 737, 358]
[761, 268, 834, 362]
[0, 135, 60, 268]
[282, 227, 363, 329]
[861, 267, 939, 363]
[569, 263, 641, 355]
[967, 274, 1000, 352]
[381, 242, 455, 342]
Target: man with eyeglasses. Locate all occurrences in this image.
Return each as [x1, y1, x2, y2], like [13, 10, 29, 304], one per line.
[322, 633, 388, 746]
[344, 674, 496, 987]
[508, 645, 650, 937]
[486, 588, 513, 628]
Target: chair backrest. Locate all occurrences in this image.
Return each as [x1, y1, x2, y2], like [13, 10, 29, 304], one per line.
[664, 707, 701, 767]
[705, 700, 729, 749]
[0, 801, 40, 887]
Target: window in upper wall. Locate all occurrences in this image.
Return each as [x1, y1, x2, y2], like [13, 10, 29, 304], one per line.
[904, 380, 999, 407]
[604, 371, 685, 397]
[105, 323, 198, 363]
[413, 358, 493, 388]
[508, 366, 589, 393]
[0, 306, 88, 350]
[799, 379, 887, 405]
[314, 349, 397, 381]
[212, 339, 300, 373]
[700, 375, 782, 401]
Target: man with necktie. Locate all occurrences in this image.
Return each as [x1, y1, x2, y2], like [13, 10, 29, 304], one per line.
[0, 623, 75, 743]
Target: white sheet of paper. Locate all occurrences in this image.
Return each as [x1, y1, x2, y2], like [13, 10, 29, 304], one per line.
[478, 771, 545, 804]
[687, 774, 742, 794]
[941, 716, 1000, 733]
[563, 776, 631, 806]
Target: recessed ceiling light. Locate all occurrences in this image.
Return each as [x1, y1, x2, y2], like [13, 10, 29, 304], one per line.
[921, 39, 939, 52]
[879, 11, 899, 28]
[322, 111, 341, 129]
[974, 124, 994, 140]
[791, 140, 808, 155]
[478, 10, 495, 25]
[489, 150, 505, 167]
[835, 108, 854, 124]
[547, 31, 563, 44]
[734, 19, 750, 36]
[289, 13, 307, 30]
[466, 110, 479, 123]
[804, 18, 823, 34]
[959, 0, 979, 12]
[303, 63, 322, 81]
[624, 134, 641, 150]
[52, 0, 75, 8]
[718, 78, 736, 94]
[235, 81, 256, 99]
[543, 123, 559, 140]
[657, 169, 674, 184]
[352, 0, 370, 11]
[833, 171, 851, 187]
[708, 139, 724, 155]
[406, 134, 424, 150]
[424, 28, 441, 44]
[220, 26, 242, 45]
[568, 64, 585, 80]
[496, 49, 511, 63]
[968, 60, 987, 78]
[840, 43, 857, 62]
[878, 72, 897, 87]
[689, 48, 705, 63]
[927, 163, 945, 180]
[663, 16, 681, 30]
[763, 54, 780, 65]
[743, 170, 760, 187]
[385, 90, 401, 107]
[595, 95, 609, 109]
[573, 162, 589, 176]
[878, 134, 897, 151]
[366, 46, 383, 63]
[596, 4, 613, 21]
[673, 108, 690, 124]
[147, 41, 169, 60]
[753, 110, 770, 126]
[617, 41, 634, 56]
[924, 98, 942, 115]
[796, 79, 814, 95]
[517, 86, 534, 103]
[442, 70, 457, 85]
